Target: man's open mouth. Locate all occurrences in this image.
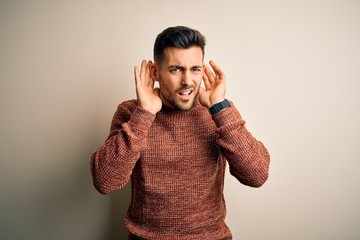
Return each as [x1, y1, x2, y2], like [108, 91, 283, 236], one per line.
[178, 90, 193, 96]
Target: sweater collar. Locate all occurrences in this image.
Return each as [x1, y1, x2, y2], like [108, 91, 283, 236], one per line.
[160, 99, 203, 114]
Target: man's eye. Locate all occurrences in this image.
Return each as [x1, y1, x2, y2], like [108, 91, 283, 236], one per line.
[192, 67, 202, 72]
[170, 68, 180, 73]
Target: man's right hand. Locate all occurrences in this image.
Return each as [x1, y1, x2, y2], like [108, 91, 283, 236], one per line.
[134, 60, 162, 114]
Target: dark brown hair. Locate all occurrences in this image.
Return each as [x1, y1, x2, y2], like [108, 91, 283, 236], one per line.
[153, 26, 206, 63]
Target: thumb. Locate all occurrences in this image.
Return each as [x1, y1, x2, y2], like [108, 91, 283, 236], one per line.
[199, 87, 208, 107]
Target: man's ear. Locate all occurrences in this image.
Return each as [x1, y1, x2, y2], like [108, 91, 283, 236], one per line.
[150, 63, 159, 82]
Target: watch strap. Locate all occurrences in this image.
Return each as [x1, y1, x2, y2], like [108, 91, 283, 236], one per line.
[209, 99, 230, 115]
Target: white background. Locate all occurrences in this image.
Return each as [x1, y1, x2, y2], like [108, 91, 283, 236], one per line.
[1, 0, 359, 239]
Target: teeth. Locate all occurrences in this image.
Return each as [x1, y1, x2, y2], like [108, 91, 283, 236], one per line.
[179, 91, 191, 95]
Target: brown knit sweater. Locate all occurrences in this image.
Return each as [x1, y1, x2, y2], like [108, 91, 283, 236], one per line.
[91, 99, 270, 239]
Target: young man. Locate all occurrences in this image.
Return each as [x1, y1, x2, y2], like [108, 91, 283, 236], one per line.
[91, 26, 270, 239]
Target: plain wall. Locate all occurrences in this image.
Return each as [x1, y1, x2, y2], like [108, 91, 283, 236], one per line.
[1, 0, 359, 239]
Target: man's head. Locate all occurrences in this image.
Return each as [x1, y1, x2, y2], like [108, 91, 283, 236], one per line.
[151, 26, 206, 111]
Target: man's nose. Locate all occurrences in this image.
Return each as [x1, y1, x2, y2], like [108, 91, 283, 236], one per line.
[181, 70, 192, 85]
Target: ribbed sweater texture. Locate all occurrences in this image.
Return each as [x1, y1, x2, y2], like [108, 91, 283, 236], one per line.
[91, 100, 270, 239]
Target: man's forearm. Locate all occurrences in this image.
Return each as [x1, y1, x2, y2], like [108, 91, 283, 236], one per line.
[213, 102, 270, 187]
[91, 105, 155, 194]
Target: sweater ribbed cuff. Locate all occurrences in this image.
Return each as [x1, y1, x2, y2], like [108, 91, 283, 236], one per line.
[127, 106, 156, 135]
[212, 102, 246, 128]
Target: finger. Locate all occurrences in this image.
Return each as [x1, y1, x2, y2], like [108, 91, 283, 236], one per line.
[140, 59, 147, 82]
[204, 64, 215, 84]
[134, 65, 140, 85]
[202, 67, 212, 89]
[146, 60, 152, 80]
[209, 60, 225, 81]
[145, 60, 154, 87]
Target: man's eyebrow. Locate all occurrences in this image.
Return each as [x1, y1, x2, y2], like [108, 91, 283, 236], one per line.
[168, 65, 203, 69]
[192, 65, 203, 69]
[168, 65, 185, 70]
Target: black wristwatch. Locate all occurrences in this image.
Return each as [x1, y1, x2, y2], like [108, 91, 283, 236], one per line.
[209, 99, 230, 115]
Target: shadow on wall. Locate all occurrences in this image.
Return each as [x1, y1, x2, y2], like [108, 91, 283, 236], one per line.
[109, 183, 131, 240]
[0, 142, 133, 240]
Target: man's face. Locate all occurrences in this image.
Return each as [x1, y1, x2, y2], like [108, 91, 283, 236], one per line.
[154, 46, 204, 111]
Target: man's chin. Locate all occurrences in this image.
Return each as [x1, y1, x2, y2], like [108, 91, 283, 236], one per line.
[172, 99, 195, 111]
[161, 92, 199, 111]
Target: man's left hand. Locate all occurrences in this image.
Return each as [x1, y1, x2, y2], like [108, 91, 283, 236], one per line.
[199, 60, 227, 108]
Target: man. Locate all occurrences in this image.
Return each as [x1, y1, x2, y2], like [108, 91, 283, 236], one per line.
[91, 26, 270, 239]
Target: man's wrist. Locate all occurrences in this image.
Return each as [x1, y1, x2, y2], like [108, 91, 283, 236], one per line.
[209, 99, 230, 115]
